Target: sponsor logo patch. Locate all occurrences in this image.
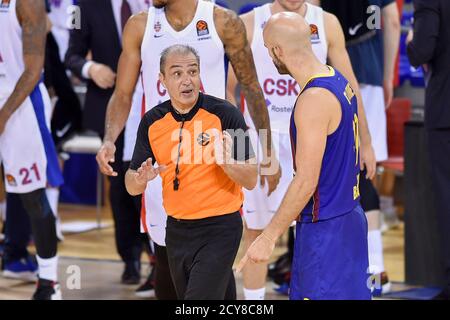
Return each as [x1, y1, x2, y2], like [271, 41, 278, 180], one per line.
[154, 21, 161, 32]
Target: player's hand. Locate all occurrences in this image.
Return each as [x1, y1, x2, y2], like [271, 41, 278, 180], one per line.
[0, 109, 9, 136]
[96, 141, 117, 176]
[88, 62, 116, 89]
[383, 79, 394, 109]
[260, 155, 282, 197]
[235, 232, 276, 274]
[135, 158, 166, 185]
[360, 142, 376, 180]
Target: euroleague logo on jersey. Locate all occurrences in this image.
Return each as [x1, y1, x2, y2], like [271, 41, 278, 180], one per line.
[197, 132, 211, 146]
[196, 20, 209, 37]
[6, 174, 17, 187]
[310, 24, 321, 44]
[0, 0, 11, 9]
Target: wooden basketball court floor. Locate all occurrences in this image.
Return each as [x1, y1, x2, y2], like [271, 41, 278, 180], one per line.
[0, 203, 408, 300]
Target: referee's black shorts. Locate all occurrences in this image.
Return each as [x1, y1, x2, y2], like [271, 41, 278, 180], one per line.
[165, 211, 243, 300]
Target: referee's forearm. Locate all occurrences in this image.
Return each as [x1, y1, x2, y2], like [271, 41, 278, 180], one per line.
[221, 162, 258, 190]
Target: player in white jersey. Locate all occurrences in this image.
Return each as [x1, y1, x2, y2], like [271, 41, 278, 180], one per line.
[227, 0, 376, 300]
[96, 0, 280, 299]
[0, 0, 63, 300]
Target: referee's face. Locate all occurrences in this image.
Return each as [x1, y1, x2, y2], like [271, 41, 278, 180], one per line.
[159, 52, 201, 111]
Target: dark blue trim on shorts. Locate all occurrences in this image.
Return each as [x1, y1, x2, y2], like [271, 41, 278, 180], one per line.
[30, 83, 64, 187]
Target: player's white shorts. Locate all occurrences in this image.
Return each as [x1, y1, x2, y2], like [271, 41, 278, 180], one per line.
[360, 84, 388, 162]
[141, 174, 167, 247]
[0, 83, 64, 194]
[242, 129, 294, 230]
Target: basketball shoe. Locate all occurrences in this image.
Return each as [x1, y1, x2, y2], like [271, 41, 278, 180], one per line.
[32, 278, 62, 300]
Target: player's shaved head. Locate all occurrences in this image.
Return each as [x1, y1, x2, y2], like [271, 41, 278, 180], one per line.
[263, 12, 313, 75]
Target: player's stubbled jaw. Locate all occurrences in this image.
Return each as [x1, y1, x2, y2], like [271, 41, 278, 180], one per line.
[153, 0, 168, 9]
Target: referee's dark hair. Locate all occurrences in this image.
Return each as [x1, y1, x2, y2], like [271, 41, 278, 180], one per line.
[160, 44, 201, 74]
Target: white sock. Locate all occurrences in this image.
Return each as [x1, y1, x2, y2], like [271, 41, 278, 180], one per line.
[45, 188, 59, 218]
[37, 255, 58, 282]
[368, 230, 385, 274]
[0, 201, 6, 222]
[243, 287, 266, 300]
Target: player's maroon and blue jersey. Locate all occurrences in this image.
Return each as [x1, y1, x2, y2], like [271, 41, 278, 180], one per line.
[290, 66, 361, 223]
[289, 67, 371, 300]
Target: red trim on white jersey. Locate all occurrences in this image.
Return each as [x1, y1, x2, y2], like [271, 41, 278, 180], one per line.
[140, 74, 149, 233]
[240, 93, 245, 114]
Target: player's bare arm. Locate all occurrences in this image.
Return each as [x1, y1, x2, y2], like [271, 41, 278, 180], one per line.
[215, 6, 281, 194]
[0, 0, 46, 135]
[382, 2, 401, 108]
[225, 11, 254, 105]
[97, 12, 147, 176]
[214, 7, 272, 157]
[237, 88, 339, 269]
[325, 12, 376, 179]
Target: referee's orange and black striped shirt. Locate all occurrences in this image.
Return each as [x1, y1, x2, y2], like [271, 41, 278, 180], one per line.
[130, 93, 254, 220]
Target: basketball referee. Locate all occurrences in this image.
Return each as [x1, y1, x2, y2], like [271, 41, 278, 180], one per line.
[125, 44, 257, 300]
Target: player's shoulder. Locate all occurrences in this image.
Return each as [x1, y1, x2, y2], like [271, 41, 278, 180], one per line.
[322, 10, 341, 34]
[240, 10, 255, 30]
[299, 82, 340, 109]
[213, 4, 246, 37]
[127, 11, 148, 31]
[123, 11, 148, 45]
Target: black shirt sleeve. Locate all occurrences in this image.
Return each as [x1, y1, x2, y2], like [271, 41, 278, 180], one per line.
[221, 104, 255, 162]
[129, 115, 155, 170]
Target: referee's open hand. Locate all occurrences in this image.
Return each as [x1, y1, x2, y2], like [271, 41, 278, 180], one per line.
[135, 158, 166, 185]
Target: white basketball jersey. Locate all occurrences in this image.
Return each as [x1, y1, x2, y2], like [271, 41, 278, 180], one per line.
[140, 0, 226, 109]
[0, 0, 24, 99]
[243, 3, 328, 134]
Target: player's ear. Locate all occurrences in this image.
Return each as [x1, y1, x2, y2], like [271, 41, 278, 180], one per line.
[159, 72, 166, 89]
[272, 46, 282, 60]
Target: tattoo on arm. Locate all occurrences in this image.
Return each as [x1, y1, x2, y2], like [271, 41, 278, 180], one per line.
[1, 0, 46, 117]
[216, 7, 273, 157]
